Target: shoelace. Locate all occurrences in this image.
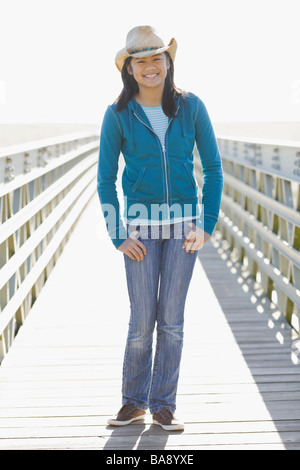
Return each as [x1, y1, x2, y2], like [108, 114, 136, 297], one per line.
[120, 403, 136, 415]
[156, 408, 173, 421]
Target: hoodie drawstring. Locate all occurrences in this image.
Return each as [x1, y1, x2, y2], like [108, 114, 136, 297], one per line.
[180, 97, 186, 138]
[129, 109, 135, 150]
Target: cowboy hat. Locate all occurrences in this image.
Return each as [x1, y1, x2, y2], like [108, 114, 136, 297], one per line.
[115, 25, 177, 72]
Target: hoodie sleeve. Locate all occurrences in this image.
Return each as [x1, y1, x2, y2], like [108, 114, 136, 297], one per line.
[194, 97, 223, 235]
[97, 105, 128, 249]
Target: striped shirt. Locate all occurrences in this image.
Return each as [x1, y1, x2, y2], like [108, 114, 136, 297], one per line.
[141, 105, 169, 147]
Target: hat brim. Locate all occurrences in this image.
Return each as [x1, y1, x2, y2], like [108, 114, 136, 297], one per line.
[115, 38, 177, 72]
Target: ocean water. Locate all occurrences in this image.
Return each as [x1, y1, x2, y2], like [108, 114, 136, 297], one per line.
[0, 121, 299, 149]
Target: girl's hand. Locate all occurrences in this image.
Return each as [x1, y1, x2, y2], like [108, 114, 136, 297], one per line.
[118, 230, 147, 261]
[182, 223, 211, 253]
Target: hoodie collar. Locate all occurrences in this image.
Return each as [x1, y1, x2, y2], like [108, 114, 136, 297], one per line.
[127, 94, 185, 148]
[128, 95, 181, 115]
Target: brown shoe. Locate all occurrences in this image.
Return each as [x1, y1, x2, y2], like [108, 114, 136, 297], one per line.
[107, 403, 146, 426]
[152, 408, 184, 431]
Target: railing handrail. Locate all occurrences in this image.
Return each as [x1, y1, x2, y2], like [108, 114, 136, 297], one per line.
[220, 192, 300, 269]
[0, 131, 100, 158]
[216, 135, 300, 184]
[0, 153, 97, 244]
[224, 172, 300, 226]
[0, 140, 98, 195]
[216, 133, 300, 148]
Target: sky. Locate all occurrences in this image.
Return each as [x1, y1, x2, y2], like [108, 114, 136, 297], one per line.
[0, 0, 299, 124]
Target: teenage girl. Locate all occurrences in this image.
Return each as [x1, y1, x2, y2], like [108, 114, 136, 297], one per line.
[97, 25, 223, 431]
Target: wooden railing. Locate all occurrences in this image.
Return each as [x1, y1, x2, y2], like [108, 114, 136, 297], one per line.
[0, 132, 99, 361]
[195, 135, 300, 334]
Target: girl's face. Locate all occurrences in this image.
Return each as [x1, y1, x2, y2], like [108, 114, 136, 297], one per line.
[127, 53, 170, 91]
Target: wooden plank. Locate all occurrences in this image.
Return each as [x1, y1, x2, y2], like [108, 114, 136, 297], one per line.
[1, 381, 300, 402]
[0, 399, 300, 420]
[1, 406, 300, 427]
[102, 432, 300, 448]
[0, 425, 300, 446]
[0, 431, 299, 450]
[0, 390, 299, 410]
[0, 390, 299, 412]
[1, 420, 300, 440]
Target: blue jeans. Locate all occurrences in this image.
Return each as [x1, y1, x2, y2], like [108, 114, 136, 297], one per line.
[122, 220, 198, 414]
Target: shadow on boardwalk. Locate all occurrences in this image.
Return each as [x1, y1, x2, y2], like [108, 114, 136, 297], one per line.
[103, 423, 172, 451]
[197, 232, 300, 450]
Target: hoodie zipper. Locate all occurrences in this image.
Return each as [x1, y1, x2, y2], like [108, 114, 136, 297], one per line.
[133, 103, 180, 219]
[161, 144, 170, 218]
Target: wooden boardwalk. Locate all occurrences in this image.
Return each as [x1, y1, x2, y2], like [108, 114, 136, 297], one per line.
[0, 193, 300, 450]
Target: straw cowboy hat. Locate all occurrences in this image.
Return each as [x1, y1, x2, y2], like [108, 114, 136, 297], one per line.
[115, 25, 178, 72]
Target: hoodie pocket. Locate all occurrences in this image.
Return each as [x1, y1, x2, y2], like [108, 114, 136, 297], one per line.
[169, 161, 197, 201]
[132, 165, 165, 202]
[182, 162, 196, 189]
[132, 167, 146, 192]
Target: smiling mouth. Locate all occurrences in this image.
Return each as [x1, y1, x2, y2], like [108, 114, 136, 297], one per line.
[143, 73, 159, 78]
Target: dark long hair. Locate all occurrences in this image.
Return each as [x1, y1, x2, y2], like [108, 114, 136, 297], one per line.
[116, 52, 185, 118]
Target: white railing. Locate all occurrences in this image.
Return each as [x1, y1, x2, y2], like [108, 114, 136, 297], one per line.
[195, 135, 300, 333]
[0, 132, 99, 361]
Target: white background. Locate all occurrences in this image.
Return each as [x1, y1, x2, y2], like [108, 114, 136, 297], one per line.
[0, 0, 299, 124]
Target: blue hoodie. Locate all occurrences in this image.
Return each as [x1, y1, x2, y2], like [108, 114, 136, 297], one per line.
[97, 92, 223, 249]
